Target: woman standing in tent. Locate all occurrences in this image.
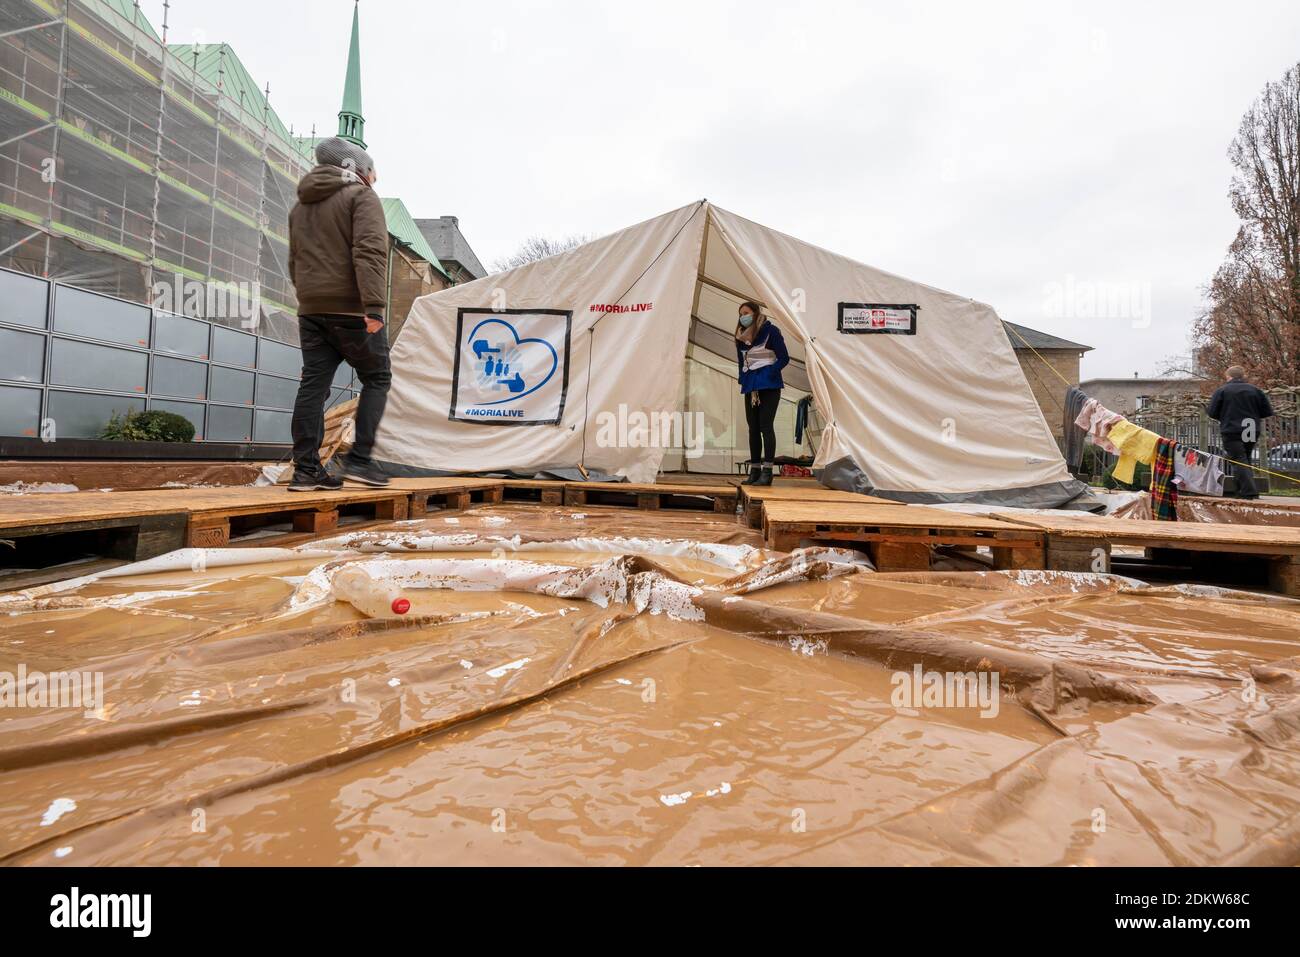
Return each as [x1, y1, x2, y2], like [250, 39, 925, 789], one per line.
[736, 301, 789, 486]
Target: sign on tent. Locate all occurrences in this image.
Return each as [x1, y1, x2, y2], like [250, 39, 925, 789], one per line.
[449, 308, 573, 426]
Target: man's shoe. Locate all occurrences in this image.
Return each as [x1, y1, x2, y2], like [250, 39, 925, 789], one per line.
[339, 454, 390, 487]
[740, 465, 762, 486]
[288, 467, 343, 491]
[752, 465, 774, 487]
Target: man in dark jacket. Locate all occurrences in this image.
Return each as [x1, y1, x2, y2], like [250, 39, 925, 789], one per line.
[286, 136, 392, 490]
[1207, 366, 1274, 499]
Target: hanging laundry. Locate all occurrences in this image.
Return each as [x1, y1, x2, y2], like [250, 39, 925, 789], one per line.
[1107, 419, 1162, 485]
[1063, 387, 1088, 471]
[1073, 398, 1123, 454]
[1172, 444, 1227, 497]
[1151, 437, 1179, 520]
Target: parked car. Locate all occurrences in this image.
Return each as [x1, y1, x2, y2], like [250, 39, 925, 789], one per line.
[1268, 442, 1300, 471]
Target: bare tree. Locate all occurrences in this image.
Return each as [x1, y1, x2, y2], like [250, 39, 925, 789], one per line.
[492, 234, 593, 273]
[1193, 63, 1300, 387]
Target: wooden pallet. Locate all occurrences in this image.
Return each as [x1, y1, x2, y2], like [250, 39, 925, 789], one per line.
[562, 481, 738, 513]
[760, 500, 1044, 571]
[182, 487, 411, 547]
[736, 483, 904, 528]
[500, 479, 567, 506]
[990, 510, 1300, 594]
[384, 478, 504, 516]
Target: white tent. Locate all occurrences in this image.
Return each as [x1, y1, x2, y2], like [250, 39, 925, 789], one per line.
[372, 201, 1087, 506]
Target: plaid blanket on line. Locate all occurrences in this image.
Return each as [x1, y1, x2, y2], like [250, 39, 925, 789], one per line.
[1151, 437, 1178, 521]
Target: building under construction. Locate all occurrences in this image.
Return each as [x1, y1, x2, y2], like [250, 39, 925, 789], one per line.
[0, 0, 464, 445]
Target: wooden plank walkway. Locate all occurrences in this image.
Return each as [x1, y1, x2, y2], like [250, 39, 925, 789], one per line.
[0, 477, 506, 560]
[760, 497, 1300, 594]
[761, 500, 1045, 572]
[989, 510, 1300, 594]
[562, 481, 737, 513]
[736, 483, 903, 527]
[385, 477, 504, 516]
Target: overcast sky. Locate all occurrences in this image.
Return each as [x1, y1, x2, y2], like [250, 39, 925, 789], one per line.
[148, 0, 1300, 379]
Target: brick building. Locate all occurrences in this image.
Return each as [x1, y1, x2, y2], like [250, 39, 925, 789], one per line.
[1002, 321, 1093, 448]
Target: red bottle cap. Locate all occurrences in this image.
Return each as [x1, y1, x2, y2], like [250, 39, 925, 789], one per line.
[391, 597, 411, 615]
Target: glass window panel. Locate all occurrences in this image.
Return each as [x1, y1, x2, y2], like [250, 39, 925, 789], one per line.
[256, 374, 298, 410]
[0, 328, 45, 383]
[53, 285, 151, 347]
[207, 404, 252, 442]
[0, 270, 50, 329]
[0, 385, 42, 438]
[211, 325, 257, 367]
[210, 365, 254, 405]
[149, 399, 205, 440]
[152, 356, 208, 400]
[49, 338, 147, 393]
[154, 312, 210, 358]
[257, 338, 301, 377]
[47, 391, 144, 439]
[254, 409, 291, 444]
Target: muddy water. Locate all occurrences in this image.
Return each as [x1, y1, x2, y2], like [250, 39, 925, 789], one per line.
[2, 504, 1299, 866]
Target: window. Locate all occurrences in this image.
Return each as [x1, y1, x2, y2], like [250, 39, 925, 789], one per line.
[0, 270, 49, 329]
[206, 404, 252, 442]
[0, 385, 42, 438]
[50, 338, 148, 393]
[257, 338, 302, 377]
[211, 325, 257, 367]
[254, 409, 292, 443]
[256, 373, 299, 410]
[53, 285, 151, 347]
[209, 365, 255, 405]
[149, 399, 205, 439]
[154, 312, 210, 358]
[47, 391, 144, 439]
[0, 328, 46, 383]
[152, 356, 208, 400]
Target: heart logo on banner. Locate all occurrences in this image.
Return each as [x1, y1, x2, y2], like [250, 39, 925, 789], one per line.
[467, 317, 560, 405]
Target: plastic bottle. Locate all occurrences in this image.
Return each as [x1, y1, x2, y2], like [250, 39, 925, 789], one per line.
[332, 565, 412, 618]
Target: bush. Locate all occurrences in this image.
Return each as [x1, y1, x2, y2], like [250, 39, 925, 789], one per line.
[100, 410, 196, 443]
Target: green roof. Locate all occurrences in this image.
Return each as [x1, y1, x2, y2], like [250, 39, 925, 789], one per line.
[90, 0, 163, 44]
[168, 43, 309, 158]
[382, 197, 449, 280]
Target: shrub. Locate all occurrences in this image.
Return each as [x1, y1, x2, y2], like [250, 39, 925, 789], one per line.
[100, 410, 196, 443]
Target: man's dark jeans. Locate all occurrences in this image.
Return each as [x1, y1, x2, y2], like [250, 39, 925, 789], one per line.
[291, 315, 392, 471]
[1221, 435, 1259, 498]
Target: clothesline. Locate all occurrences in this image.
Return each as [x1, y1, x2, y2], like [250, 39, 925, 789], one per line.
[1003, 322, 1300, 489]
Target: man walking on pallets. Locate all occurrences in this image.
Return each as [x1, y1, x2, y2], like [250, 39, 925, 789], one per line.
[286, 136, 392, 491]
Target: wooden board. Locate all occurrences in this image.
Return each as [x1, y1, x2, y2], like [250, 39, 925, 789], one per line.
[383, 477, 504, 515]
[989, 510, 1300, 555]
[562, 481, 738, 513]
[760, 500, 1044, 571]
[500, 479, 567, 505]
[0, 488, 202, 530]
[736, 483, 904, 527]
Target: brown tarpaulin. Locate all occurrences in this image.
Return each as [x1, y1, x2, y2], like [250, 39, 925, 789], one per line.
[2, 505, 1299, 865]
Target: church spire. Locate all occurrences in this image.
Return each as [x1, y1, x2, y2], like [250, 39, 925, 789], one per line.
[337, 1, 365, 147]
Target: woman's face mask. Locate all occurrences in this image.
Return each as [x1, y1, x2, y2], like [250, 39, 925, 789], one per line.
[739, 313, 754, 328]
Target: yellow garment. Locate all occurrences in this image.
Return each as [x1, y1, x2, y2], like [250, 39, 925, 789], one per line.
[1108, 419, 1161, 484]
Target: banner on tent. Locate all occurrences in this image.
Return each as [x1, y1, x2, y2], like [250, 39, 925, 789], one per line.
[837, 303, 919, 335]
[449, 308, 572, 426]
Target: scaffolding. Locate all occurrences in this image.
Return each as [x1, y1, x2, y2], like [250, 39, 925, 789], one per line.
[0, 0, 311, 342]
